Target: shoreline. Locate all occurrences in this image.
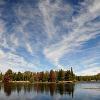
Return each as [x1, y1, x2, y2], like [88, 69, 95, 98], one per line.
[0, 81, 74, 84]
[0, 80, 99, 84]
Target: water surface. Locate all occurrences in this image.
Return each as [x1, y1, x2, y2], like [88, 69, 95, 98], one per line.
[0, 82, 100, 100]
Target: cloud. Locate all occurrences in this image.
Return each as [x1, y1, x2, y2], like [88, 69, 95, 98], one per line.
[25, 42, 33, 54]
[39, 0, 73, 38]
[0, 0, 99, 75]
[0, 20, 5, 34]
[0, 0, 5, 5]
[89, 0, 100, 13]
[77, 67, 100, 76]
[39, 0, 56, 38]
[0, 50, 5, 58]
[12, 1, 45, 53]
[10, 33, 19, 47]
[0, 49, 38, 73]
[44, 0, 100, 70]
[44, 28, 99, 66]
[0, 21, 13, 51]
[74, 56, 100, 75]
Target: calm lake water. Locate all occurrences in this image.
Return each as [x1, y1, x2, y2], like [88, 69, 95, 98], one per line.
[0, 82, 100, 100]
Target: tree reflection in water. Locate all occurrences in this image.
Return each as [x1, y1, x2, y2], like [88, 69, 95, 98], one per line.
[4, 83, 12, 96]
[33, 83, 75, 97]
[3, 83, 75, 98]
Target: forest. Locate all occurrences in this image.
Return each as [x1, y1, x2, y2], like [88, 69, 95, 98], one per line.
[0, 67, 100, 83]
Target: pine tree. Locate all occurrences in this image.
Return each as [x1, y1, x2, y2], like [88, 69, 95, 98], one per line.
[57, 69, 64, 81]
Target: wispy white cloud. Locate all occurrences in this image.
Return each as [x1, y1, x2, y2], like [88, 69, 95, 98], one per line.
[88, 0, 100, 13]
[13, 1, 43, 54]
[77, 67, 100, 76]
[25, 42, 33, 54]
[39, 0, 73, 38]
[39, 0, 56, 38]
[10, 33, 19, 47]
[0, 0, 99, 75]
[44, 29, 99, 66]
[44, 0, 100, 73]
[0, 20, 12, 51]
[0, 49, 38, 73]
[75, 56, 100, 75]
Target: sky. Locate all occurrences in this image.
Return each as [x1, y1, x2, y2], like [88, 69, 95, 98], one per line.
[0, 0, 100, 75]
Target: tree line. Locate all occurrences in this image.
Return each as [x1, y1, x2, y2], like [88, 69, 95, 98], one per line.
[0, 67, 75, 83]
[76, 73, 100, 81]
[0, 67, 100, 83]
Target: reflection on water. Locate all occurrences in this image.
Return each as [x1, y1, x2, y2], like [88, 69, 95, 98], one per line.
[0, 82, 100, 100]
[4, 83, 12, 96]
[2, 83, 74, 97]
[33, 83, 74, 97]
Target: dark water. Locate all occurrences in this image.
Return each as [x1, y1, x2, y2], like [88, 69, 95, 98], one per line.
[0, 82, 100, 100]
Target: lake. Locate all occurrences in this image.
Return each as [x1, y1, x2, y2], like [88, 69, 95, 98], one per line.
[0, 82, 100, 100]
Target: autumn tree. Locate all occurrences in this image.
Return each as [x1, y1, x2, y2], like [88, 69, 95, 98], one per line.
[3, 69, 13, 82]
[49, 70, 56, 82]
[5, 69, 13, 80]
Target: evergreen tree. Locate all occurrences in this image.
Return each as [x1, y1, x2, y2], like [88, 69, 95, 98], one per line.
[44, 71, 49, 82]
[17, 72, 23, 81]
[57, 69, 64, 81]
[70, 67, 75, 80]
[0, 72, 3, 81]
[64, 70, 71, 81]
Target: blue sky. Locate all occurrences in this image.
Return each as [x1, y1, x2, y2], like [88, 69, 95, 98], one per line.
[0, 0, 100, 75]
